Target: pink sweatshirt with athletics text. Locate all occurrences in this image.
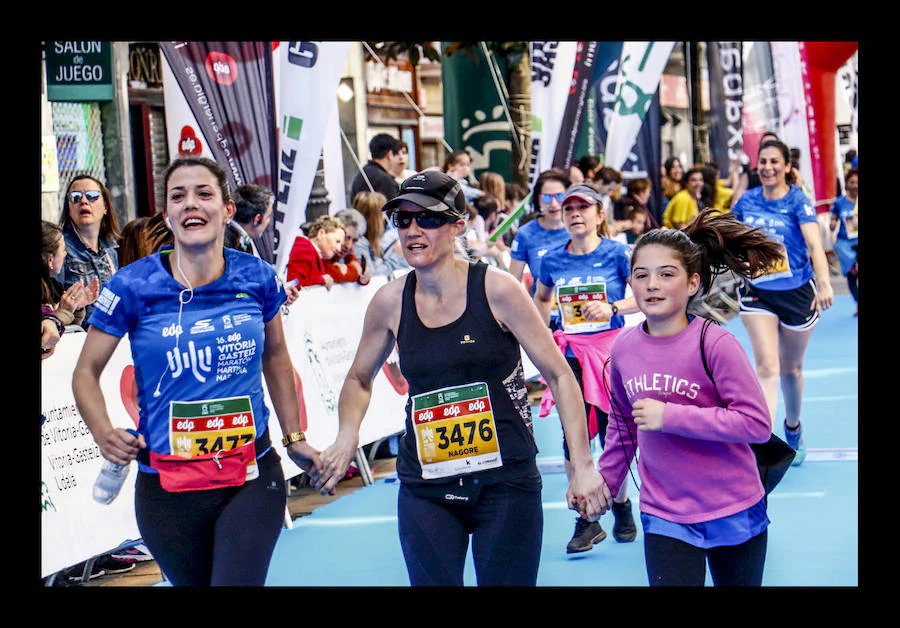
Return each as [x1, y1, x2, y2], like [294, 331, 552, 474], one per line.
[598, 317, 771, 524]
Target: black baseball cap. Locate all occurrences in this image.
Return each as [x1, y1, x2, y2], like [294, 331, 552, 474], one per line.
[382, 170, 467, 218]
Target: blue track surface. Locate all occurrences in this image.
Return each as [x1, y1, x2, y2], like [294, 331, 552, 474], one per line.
[267, 296, 859, 586]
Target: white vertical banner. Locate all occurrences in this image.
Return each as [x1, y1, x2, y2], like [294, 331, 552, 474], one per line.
[770, 41, 816, 201]
[529, 41, 578, 189]
[604, 41, 675, 171]
[272, 41, 351, 276]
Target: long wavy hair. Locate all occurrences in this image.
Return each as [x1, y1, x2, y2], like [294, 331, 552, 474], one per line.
[633, 208, 785, 300]
[59, 174, 121, 243]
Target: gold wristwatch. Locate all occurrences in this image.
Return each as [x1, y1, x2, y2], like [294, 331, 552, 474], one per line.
[282, 431, 307, 447]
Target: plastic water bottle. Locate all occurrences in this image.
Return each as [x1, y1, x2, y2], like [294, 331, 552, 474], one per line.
[93, 429, 139, 505]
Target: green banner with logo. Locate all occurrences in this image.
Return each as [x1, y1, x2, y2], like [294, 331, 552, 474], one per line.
[440, 43, 513, 182]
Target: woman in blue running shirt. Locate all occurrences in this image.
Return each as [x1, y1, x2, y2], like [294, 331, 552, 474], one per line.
[72, 157, 324, 586]
[830, 167, 858, 315]
[730, 140, 834, 465]
[533, 183, 641, 555]
[508, 169, 572, 329]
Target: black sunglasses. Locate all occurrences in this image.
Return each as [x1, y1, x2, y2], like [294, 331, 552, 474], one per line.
[68, 190, 102, 204]
[390, 209, 459, 229]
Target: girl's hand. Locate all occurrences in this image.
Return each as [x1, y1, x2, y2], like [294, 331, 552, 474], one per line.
[632, 398, 666, 431]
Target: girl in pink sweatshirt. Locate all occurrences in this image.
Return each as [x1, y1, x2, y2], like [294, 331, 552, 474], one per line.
[598, 208, 785, 586]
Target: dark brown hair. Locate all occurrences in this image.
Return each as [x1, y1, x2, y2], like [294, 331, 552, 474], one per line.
[632, 208, 785, 297]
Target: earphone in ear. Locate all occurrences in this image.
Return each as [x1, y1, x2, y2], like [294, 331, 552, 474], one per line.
[165, 216, 172, 229]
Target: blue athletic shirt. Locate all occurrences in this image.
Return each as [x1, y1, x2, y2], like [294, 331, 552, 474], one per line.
[830, 195, 856, 241]
[537, 237, 632, 342]
[729, 185, 818, 291]
[88, 246, 288, 472]
[509, 218, 570, 296]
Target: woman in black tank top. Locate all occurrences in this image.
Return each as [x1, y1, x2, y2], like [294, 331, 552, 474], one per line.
[309, 171, 611, 586]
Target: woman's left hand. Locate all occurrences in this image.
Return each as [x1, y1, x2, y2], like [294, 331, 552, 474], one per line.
[813, 281, 834, 312]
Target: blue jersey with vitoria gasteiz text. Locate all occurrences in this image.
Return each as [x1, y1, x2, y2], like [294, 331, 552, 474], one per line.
[729, 185, 818, 291]
[88, 247, 288, 469]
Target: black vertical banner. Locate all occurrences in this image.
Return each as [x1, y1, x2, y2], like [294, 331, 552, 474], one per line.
[551, 41, 599, 169]
[160, 41, 278, 260]
[706, 42, 744, 171]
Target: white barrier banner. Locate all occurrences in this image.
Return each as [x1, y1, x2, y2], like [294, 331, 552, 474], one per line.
[41, 278, 407, 576]
[41, 332, 141, 578]
[274, 277, 408, 477]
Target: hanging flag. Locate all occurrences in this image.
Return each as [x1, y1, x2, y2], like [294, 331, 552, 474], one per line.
[551, 41, 601, 170]
[740, 42, 781, 169]
[770, 42, 817, 201]
[604, 41, 675, 172]
[271, 41, 350, 276]
[159, 42, 278, 191]
[574, 43, 623, 162]
[529, 41, 578, 188]
[706, 42, 744, 171]
[160, 41, 279, 261]
[441, 43, 514, 183]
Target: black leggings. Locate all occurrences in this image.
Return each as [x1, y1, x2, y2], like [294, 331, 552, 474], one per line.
[135, 448, 287, 586]
[644, 529, 767, 586]
[398, 482, 543, 586]
[562, 356, 608, 459]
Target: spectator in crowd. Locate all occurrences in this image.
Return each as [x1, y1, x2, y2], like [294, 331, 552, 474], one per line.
[701, 162, 734, 212]
[499, 180, 528, 247]
[508, 169, 572, 307]
[598, 209, 780, 586]
[57, 174, 120, 326]
[442, 149, 482, 203]
[286, 214, 345, 290]
[349, 133, 403, 205]
[614, 177, 659, 244]
[592, 166, 624, 240]
[661, 156, 685, 203]
[42, 219, 96, 331]
[532, 183, 640, 555]
[72, 155, 322, 587]
[830, 167, 859, 316]
[393, 141, 417, 183]
[357, 184, 412, 277]
[465, 194, 508, 267]
[478, 171, 506, 208]
[326, 208, 372, 286]
[730, 139, 834, 465]
[117, 217, 153, 267]
[225, 184, 275, 258]
[352, 190, 394, 277]
[308, 170, 610, 586]
[575, 155, 602, 183]
[663, 165, 706, 229]
[41, 303, 64, 359]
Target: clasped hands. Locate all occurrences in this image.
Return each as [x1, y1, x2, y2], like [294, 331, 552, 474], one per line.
[567, 466, 612, 522]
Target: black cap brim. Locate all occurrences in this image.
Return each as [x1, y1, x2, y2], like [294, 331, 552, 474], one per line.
[382, 192, 465, 218]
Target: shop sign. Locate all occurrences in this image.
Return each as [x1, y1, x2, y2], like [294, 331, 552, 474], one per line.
[46, 41, 114, 101]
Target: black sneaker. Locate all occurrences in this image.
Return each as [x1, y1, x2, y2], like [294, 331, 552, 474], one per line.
[566, 516, 606, 554]
[611, 498, 637, 542]
[59, 560, 105, 584]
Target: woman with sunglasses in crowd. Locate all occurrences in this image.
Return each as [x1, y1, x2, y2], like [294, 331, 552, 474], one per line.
[309, 170, 610, 586]
[532, 183, 641, 556]
[58, 175, 120, 326]
[506, 169, 573, 325]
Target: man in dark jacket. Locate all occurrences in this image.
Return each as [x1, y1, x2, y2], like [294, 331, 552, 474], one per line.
[348, 133, 402, 205]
